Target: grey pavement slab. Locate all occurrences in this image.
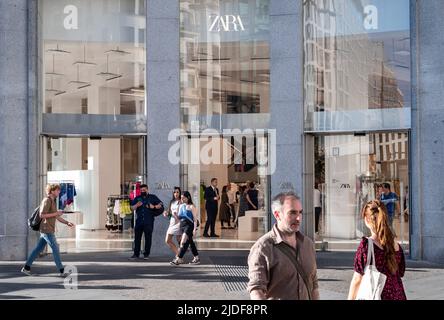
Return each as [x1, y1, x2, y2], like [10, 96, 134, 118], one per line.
[0, 250, 443, 300]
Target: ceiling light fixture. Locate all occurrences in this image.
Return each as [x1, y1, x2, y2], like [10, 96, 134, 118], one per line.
[45, 76, 66, 95]
[46, 43, 71, 54]
[105, 46, 131, 55]
[69, 64, 91, 88]
[97, 54, 120, 77]
[106, 74, 123, 81]
[73, 45, 97, 66]
[45, 54, 65, 77]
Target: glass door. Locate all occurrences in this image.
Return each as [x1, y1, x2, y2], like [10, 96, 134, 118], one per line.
[313, 132, 410, 248]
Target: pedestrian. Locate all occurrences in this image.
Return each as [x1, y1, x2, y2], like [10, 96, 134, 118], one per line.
[380, 183, 399, 227]
[21, 184, 75, 277]
[314, 183, 322, 234]
[129, 184, 164, 260]
[347, 200, 406, 300]
[163, 187, 183, 256]
[227, 183, 236, 223]
[170, 191, 200, 265]
[376, 184, 384, 200]
[246, 181, 259, 211]
[203, 178, 220, 238]
[219, 185, 232, 229]
[234, 185, 249, 228]
[247, 192, 320, 300]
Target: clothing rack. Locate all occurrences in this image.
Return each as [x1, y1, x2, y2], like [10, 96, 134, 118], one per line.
[108, 194, 130, 199]
[106, 194, 132, 233]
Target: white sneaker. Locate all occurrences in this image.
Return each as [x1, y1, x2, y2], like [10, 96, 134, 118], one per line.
[169, 257, 184, 265]
[189, 257, 200, 265]
[21, 267, 32, 276]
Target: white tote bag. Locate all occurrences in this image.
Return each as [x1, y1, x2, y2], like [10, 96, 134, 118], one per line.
[355, 238, 387, 300]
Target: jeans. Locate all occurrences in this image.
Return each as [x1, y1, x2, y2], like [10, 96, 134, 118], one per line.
[25, 233, 64, 271]
[134, 223, 153, 257]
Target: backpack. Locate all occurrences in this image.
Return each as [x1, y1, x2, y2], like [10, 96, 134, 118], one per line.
[28, 206, 41, 231]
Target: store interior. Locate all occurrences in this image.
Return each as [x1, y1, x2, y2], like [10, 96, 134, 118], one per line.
[313, 132, 410, 250]
[44, 136, 145, 253]
[181, 136, 269, 250]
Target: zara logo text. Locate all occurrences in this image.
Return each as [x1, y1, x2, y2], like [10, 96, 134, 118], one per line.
[208, 15, 245, 32]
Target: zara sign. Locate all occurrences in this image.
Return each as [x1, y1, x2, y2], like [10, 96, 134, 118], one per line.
[208, 15, 245, 32]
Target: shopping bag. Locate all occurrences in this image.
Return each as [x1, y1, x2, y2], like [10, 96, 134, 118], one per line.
[355, 238, 387, 300]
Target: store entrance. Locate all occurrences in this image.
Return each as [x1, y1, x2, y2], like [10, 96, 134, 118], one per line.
[307, 132, 410, 251]
[181, 134, 271, 250]
[40, 135, 146, 253]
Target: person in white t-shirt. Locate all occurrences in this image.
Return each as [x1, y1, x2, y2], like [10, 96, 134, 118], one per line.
[163, 187, 183, 255]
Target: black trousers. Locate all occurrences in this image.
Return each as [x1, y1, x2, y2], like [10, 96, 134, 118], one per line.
[315, 207, 322, 233]
[204, 209, 217, 236]
[178, 219, 198, 258]
[134, 223, 153, 256]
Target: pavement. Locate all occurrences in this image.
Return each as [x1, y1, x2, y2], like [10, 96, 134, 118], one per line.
[0, 250, 443, 300]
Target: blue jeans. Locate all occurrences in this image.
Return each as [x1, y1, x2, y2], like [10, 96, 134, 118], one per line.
[25, 233, 64, 271]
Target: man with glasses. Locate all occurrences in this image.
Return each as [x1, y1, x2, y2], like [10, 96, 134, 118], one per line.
[247, 192, 320, 300]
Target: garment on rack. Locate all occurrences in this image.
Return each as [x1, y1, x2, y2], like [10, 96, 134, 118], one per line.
[130, 182, 141, 201]
[58, 182, 77, 210]
[106, 195, 132, 232]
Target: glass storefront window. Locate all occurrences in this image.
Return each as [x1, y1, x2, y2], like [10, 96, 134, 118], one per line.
[314, 132, 410, 246]
[303, 0, 411, 132]
[180, 0, 270, 131]
[40, 0, 146, 119]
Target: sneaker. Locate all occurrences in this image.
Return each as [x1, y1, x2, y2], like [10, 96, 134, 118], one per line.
[189, 257, 200, 265]
[59, 272, 70, 278]
[143, 255, 149, 260]
[169, 257, 184, 266]
[21, 267, 32, 276]
[128, 255, 140, 261]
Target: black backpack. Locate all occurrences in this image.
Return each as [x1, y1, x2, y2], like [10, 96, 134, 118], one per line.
[28, 206, 42, 231]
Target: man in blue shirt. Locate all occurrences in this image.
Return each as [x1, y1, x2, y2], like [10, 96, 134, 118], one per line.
[380, 182, 399, 227]
[129, 184, 164, 260]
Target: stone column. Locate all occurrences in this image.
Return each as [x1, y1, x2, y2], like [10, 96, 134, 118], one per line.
[269, 1, 304, 226]
[146, 0, 180, 256]
[0, 0, 39, 260]
[410, 0, 444, 263]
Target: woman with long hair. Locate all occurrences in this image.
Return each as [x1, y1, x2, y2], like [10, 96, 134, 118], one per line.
[348, 200, 406, 300]
[163, 187, 183, 256]
[170, 191, 200, 265]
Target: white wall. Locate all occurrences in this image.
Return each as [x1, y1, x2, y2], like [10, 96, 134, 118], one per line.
[88, 139, 121, 230]
[324, 135, 370, 239]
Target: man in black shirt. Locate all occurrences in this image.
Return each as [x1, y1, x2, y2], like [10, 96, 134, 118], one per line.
[129, 184, 164, 260]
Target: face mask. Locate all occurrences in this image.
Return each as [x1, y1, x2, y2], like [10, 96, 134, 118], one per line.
[141, 192, 147, 197]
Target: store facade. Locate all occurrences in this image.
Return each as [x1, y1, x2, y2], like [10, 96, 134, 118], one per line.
[1, 0, 444, 263]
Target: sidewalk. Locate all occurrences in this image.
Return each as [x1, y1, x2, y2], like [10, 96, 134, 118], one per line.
[0, 250, 443, 300]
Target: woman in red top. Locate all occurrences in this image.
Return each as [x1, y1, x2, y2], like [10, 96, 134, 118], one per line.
[348, 200, 407, 300]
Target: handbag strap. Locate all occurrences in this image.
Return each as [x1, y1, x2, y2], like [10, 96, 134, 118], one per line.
[366, 238, 375, 268]
[275, 242, 312, 300]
